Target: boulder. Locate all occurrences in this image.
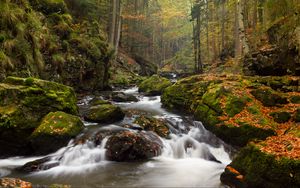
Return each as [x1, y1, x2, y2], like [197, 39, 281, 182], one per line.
[0, 77, 78, 157]
[221, 144, 300, 188]
[84, 99, 125, 123]
[105, 130, 163, 162]
[20, 156, 58, 173]
[250, 88, 288, 107]
[270, 111, 292, 123]
[30, 111, 84, 154]
[111, 92, 138, 102]
[138, 75, 172, 96]
[134, 115, 170, 138]
[161, 75, 300, 147]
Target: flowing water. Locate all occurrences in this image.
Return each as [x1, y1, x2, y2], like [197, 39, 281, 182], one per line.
[0, 87, 233, 187]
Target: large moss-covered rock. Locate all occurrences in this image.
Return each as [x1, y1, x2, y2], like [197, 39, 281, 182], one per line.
[250, 88, 288, 107]
[221, 144, 300, 188]
[84, 100, 125, 123]
[270, 111, 292, 123]
[138, 75, 172, 96]
[161, 75, 299, 147]
[0, 77, 78, 157]
[30, 111, 84, 154]
[134, 115, 170, 138]
[105, 130, 163, 162]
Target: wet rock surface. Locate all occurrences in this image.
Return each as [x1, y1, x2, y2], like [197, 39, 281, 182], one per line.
[105, 130, 163, 162]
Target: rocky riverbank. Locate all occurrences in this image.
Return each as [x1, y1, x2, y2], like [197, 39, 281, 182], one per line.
[161, 74, 300, 187]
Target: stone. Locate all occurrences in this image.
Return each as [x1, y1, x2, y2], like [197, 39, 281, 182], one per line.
[111, 92, 138, 102]
[221, 144, 300, 188]
[250, 88, 288, 107]
[105, 130, 163, 162]
[270, 111, 292, 123]
[30, 111, 84, 154]
[0, 77, 78, 157]
[134, 115, 170, 138]
[84, 100, 125, 123]
[138, 75, 172, 96]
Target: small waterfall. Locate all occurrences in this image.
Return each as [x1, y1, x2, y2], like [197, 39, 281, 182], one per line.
[0, 87, 233, 187]
[51, 138, 108, 166]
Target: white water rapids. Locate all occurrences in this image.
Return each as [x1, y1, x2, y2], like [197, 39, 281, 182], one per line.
[0, 87, 232, 187]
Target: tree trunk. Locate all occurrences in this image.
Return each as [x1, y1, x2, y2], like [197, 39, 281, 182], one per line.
[109, 0, 117, 45]
[221, 0, 225, 50]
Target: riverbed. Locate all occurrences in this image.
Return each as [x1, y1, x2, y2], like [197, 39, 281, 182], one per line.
[0, 87, 233, 187]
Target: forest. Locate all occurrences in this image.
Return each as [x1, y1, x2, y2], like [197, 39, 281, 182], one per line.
[0, 0, 299, 187]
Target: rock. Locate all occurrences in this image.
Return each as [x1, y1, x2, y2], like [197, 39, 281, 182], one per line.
[30, 111, 84, 154]
[294, 108, 300, 122]
[270, 111, 292, 123]
[132, 54, 158, 76]
[0, 178, 32, 188]
[134, 115, 170, 138]
[111, 92, 138, 102]
[290, 95, 300, 104]
[243, 44, 299, 76]
[221, 144, 300, 188]
[250, 88, 288, 107]
[20, 156, 58, 173]
[0, 77, 78, 157]
[105, 130, 163, 162]
[84, 100, 125, 123]
[138, 75, 172, 96]
[161, 75, 291, 147]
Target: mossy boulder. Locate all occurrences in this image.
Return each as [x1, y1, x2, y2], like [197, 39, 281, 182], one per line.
[84, 100, 125, 123]
[290, 95, 300, 104]
[161, 75, 300, 147]
[0, 77, 78, 157]
[105, 130, 163, 162]
[250, 88, 288, 107]
[111, 92, 138, 102]
[134, 115, 170, 138]
[270, 111, 292, 123]
[30, 111, 84, 154]
[138, 75, 172, 96]
[221, 144, 300, 188]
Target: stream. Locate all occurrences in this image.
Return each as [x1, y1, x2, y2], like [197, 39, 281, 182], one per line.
[0, 87, 233, 187]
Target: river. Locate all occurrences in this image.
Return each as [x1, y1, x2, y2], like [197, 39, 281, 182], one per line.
[0, 87, 232, 187]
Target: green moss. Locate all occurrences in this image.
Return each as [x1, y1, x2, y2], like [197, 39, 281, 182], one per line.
[194, 103, 220, 126]
[85, 103, 125, 123]
[202, 84, 226, 114]
[134, 115, 170, 138]
[31, 111, 83, 137]
[270, 111, 292, 123]
[247, 104, 260, 115]
[222, 144, 300, 188]
[29, 0, 67, 15]
[290, 96, 300, 104]
[226, 96, 251, 117]
[0, 77, 78, 131]
[250, 88, 288, 107]
[139, 75, 172, 96]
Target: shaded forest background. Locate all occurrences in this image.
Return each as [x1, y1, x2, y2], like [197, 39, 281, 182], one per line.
[0, 0, 299, 90]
